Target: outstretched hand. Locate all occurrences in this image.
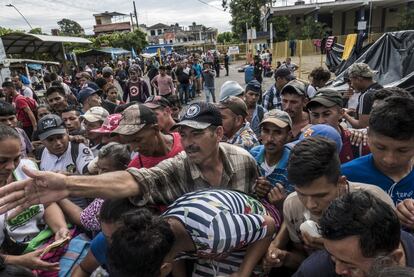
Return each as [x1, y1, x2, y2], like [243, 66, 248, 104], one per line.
[0, 166, 69, 217]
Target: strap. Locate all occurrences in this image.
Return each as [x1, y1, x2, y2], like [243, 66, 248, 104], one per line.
[70, 142, 80, 169]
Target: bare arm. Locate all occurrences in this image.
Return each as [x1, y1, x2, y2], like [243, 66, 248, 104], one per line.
[43, 202, 69, 236]
[72, 250, 100, 277]
[57, 198, 83, 226]
[236, 216, 276, 276]
[343, 112, 369, 129]
[23, 106, 37, 130]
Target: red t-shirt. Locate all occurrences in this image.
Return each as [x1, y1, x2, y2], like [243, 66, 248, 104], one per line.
[128, 132, 183, 169]
[13, 95, 32, 127]
[340, 126, 370, 164]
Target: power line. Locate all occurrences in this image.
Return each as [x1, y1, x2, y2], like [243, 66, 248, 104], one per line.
[196, 0, 228, 13]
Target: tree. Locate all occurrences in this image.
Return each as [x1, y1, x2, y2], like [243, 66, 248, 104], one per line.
[57, 18, 84, 36]
[222, 0, 268, 37]
[91, 29, 148, 53]
[0, 27, 15, 36]
[398, 7, 414, 30]
[270, 16, 290, 42]
[217, 32, 240, 44]
[29, 28, 43, 34]
[299, 16, 329, 39]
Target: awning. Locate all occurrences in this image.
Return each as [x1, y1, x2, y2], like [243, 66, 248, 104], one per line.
[77, 47, 131, 57]
[1, 33, 91, 59]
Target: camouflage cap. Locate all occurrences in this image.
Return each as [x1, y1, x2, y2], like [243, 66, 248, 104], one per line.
[347, 63, 375, 78]
[111, 104, 157, 136]
[260, 109, 292, 129]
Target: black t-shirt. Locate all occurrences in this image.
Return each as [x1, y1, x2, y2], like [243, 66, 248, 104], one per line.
[293, 230, 414, 277]
[356, 82, 383, 118]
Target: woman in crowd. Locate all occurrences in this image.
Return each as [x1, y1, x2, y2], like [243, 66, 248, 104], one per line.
[0, 126, 69, 272]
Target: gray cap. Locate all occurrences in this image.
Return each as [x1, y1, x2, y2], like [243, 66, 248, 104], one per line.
[37, 114, 67, 140]
[260, 109, 292, 129]
[347, 63, 375, 78]
[281, 80, 306, 96]
[102, 66, 113, 75]
[219, 81, 244, 101]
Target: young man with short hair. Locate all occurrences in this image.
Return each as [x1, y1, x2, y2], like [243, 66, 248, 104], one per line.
[11, 74, 34, 99]
[45, 86, 69, 115]
[217, 96, 259, 151]
[343, 63, 383, 128]
[262, 68, 294, 111]
[144, 96, 176, 133]
[293, 190, 414, 277]
[307, 88, 370, 163]
[250, 109, 294, 207]
[61, 107, 84, 136]
[244, 80, 266, 138]
[1, 81, 37, 138]
[281, 79, 309, 139]
[123, 65, 149, 103]
[264, 137, 393, 272]
[150, 65, 175, 97]
[341, 96, 414, 205]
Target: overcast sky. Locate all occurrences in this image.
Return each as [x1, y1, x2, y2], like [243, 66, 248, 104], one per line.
[0, 0, 232, 34]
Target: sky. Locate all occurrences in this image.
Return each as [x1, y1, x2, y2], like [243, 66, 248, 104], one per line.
[0, 0, 233, 34]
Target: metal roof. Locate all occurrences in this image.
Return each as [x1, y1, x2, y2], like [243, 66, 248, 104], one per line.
[0, 33, 91, 58]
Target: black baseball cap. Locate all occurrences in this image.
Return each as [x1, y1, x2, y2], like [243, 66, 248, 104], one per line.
[37, 114, 66, 140]
[172, 102, 222, 130]
[307, 88, 343, 109]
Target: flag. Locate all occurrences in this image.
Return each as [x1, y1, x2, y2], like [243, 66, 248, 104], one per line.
[131, 47, 137, 58]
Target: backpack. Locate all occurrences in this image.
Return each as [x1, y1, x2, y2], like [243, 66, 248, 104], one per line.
[36, 142, 80, 172]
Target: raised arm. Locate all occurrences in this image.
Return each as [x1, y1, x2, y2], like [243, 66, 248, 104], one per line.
[0, 167, 140, 216]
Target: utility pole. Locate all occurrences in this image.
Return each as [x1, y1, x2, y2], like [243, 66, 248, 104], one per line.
[133, 1, 139, 28]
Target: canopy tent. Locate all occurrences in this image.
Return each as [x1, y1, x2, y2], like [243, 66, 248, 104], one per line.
[76, 47, 131, 57]
[0, 33, 91, 60]
[143, 44, 173, 55]
[328, 31, 414, 94]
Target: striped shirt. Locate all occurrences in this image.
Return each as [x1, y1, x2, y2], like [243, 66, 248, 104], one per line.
[128, 143, 259, 206]
[163, 189, 272, 276]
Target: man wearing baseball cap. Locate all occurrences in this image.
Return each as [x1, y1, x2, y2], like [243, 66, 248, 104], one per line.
[281, 79, 310, 139]
[81, 106, 109, 156]
[344, 63, 382, 129]
[263, 68, 295, 111]
[217, 96, 259, 151]
[111, 103, 183, 169]
[245, 79, 266, 138]
[307, 88, 370, 163]
[250, 109, 294, 207]
[144, 95, 176, 133]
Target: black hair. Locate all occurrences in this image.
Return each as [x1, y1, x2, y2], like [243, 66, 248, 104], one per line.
[320, 190, 400, 258]
[99, 198, 137, 224]
[1, 81, 14, 89]
[95, 77, 107, 89]
[45, 86, 65, 98]
[0, 101, 16, 117]
[51, 81, 62, 87]
[369, 96, 414, 140]
[98, 142, 131, 170]
[0, 125, 20, 142]
[159, 65, 166, 70]
[372, 87, 413, 102]
[49, 72, 58, 81]
[43, 74, 51, 83]
[288, 137, 340, 187]
[61, 105, 80, 116]
[114, 101, 138, 113]
[309, 67, 331, 83]
[107, 209, 175, 277]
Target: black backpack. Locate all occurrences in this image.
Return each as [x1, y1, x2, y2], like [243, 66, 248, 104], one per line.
[36, 142, 80, 172]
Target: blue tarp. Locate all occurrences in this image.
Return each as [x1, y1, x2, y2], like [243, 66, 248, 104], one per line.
[27, 63, 42, 70]
[143, 44, 173, 55]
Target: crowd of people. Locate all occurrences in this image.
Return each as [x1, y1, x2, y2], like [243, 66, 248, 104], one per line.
[0, 52, 413, 277]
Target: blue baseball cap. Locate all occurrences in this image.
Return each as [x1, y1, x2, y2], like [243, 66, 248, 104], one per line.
[299, 124, 343, 152]
[77, 87, 97, 104]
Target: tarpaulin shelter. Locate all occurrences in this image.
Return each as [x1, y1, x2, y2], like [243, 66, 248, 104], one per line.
[76, 48, 131, 64]
[329, 31, 414, 94]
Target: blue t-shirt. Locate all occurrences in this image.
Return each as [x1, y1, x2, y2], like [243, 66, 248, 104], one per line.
[250, 145, 294, 194]
[192, 64, 202, 78]
[341, 154, 414, 205]
[90, 232, 107, 266]
[293, 230, 414, 277]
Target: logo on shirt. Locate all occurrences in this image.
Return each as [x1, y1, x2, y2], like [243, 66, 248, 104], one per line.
[7, 205, 41, 231]
[129, 85, 139, 96]
[83, 148, 91, 155]
[302, 127, 314, 138]
[186, 104, 200, 118]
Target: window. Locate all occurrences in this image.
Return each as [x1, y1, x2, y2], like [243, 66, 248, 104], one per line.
[96, 19, 102, 25]
[150, 30, 156, 36]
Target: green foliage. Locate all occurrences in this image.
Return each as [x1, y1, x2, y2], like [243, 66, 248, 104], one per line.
[222, 0, 268, 37]
[299, 16, 329, 39]
[217, 32, 240, 44]
[57, 18, 84, 36]
[29, 28, 43, 34]
[398, 7, 414, 30]
[270, 16, 290, 42]
[89, 29, 148, 53]
[0, 27, 20, 36]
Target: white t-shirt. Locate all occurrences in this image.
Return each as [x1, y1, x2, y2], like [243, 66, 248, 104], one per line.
[21, 86, 34, 99]
[40, 142, 94, 174]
